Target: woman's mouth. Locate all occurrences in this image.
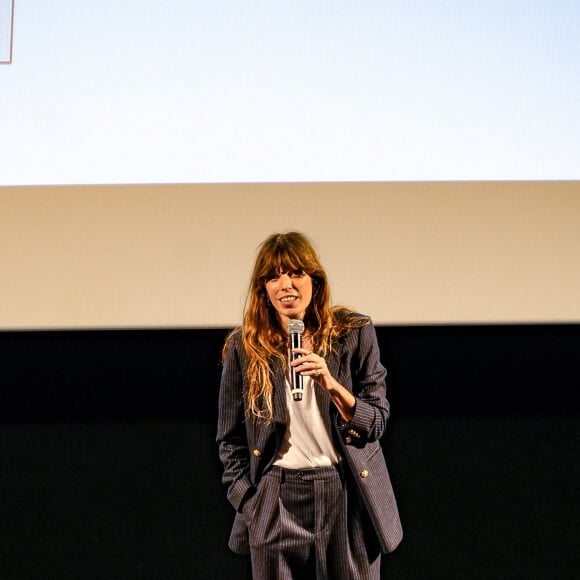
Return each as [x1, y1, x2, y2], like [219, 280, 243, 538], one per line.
[279, 295, 298, 304]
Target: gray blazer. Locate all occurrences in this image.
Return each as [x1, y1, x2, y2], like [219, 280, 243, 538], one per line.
[217, 318, 403, 554]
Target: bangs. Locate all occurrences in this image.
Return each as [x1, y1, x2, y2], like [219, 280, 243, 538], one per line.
[253, 232, 323, 284]
[261, 251, 307, 278]
[258, 246, 317, 280]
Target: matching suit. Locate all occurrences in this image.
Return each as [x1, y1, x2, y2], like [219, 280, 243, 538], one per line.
[217, 318, 402, 575]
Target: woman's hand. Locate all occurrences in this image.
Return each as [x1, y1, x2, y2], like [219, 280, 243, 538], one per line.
[290, 347, 330, 384]
[290, 347, 356, 421]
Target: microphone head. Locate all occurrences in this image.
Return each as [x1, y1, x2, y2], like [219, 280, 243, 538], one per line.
[288, 319, 305, 334]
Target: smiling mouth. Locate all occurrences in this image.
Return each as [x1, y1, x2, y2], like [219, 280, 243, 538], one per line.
[280, 296, 298, 303]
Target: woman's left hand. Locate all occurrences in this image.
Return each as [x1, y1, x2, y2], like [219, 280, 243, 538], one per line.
[291, 347, 330, 385]
[291, 346, 356, 421]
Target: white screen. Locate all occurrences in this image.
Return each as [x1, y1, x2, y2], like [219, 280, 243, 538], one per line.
[1, 1, 579, 185]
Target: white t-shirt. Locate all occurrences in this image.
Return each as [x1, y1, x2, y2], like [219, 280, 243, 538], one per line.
[273, 375, 341, 469]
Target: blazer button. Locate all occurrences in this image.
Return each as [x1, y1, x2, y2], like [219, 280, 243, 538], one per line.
[253, 449, 262, 457]
[360, 469, 369, 478]
[345, 436, 353, 444]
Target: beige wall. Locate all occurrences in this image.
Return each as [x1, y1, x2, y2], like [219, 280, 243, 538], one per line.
[1, 181, 579, 329]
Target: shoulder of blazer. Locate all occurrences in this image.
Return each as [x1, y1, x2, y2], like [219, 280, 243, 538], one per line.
[223, 328, 244, 362]
[332, 312, 373, 350]
[225, 327, 243, 348]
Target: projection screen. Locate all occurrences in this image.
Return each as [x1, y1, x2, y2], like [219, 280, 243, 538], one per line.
[1, 2, 579, 329]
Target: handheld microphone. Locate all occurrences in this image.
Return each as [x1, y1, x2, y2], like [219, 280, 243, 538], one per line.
[288, 319, 305, 401]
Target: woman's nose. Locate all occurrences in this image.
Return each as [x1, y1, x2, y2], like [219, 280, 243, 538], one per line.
[279, 273, 292, 289]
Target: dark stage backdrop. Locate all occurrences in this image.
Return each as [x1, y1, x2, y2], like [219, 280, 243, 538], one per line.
[1, 325, 578, 579]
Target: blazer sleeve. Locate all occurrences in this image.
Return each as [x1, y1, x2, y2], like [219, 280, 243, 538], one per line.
[338, 321, 390, 443]
[216, 333, 255, 512]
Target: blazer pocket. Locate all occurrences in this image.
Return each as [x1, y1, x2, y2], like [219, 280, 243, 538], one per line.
[361, 440, 381, 462]
[242, 479, 266, 528]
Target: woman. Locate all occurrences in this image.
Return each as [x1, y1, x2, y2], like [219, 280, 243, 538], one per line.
[217, 232, 402, 579]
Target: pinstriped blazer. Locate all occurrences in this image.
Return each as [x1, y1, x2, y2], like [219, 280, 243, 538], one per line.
[217, 317, 403, 554]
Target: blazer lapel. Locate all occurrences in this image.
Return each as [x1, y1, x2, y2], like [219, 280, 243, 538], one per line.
[315, 339, 343, 428]
[271, 356, 289, 442]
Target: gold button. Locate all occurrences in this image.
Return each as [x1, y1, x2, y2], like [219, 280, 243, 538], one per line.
[253, 449, 262, 457]
[360, 469, 369, 478]
[345, 436, 353, 444]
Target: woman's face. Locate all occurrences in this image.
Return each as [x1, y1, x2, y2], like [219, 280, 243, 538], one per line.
[265, 269, 313, 327]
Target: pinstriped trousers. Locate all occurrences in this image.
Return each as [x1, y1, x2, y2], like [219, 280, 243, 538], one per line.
[244, 463, 381, 579]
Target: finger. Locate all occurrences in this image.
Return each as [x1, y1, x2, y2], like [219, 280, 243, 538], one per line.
[302, 362, 324, 373]
[291, 355, 313, 367]
[291, 347, 312, 356]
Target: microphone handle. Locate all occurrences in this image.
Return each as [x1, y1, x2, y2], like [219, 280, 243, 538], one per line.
[289, 332, 303, 401]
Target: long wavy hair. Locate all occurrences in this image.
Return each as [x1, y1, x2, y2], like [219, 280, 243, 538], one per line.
[223, 232, 368, 421]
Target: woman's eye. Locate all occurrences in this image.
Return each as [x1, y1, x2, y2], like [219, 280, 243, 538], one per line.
[291, 270, 305, 278]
